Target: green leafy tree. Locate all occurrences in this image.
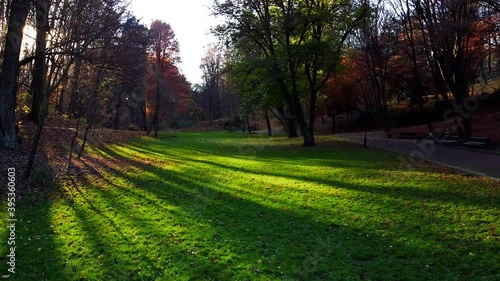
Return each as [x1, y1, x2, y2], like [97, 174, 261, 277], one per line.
[214, 0, 367, 146]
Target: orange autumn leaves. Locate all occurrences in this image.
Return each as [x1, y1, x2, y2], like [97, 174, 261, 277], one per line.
[144, 57, 190, 122]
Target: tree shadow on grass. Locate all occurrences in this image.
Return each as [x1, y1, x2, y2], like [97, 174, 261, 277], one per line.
[12, 135, 496, 280]
[121, 142, 499, 209]
[69, 143, 500, 280]
[0, 181, 70, 280]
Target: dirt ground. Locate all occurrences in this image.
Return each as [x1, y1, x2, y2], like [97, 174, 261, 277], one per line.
[0, 118, 145, 201]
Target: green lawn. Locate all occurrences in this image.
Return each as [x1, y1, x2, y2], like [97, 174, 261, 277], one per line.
[1, 132, 499, 280]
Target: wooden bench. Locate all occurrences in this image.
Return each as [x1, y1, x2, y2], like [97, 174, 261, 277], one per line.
[463, 137, 491, 149]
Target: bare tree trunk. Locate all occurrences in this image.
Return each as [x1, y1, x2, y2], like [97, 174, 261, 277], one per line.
[23, 78, 50, 179]
[487, 40, 492, 77]
[331, 114, 337, 134]
[286, 118, 298, 138]
[22, 0, 52, 179]
[141, 100, 147, 131]
[77, 124, 91, 159]
[66, 118, 81, 175]
[23, 119, 44, 179]
[245, 115, 252, 134]
[308, 91, 317, 141]
[153, 48, 161, 138]
[68, 59, 82, 117]
[0, 0, 30, 149]
[56, 76, 68, 114]
[286, 44, 315, 146]
[28, 0, 50, 125]
[265, 110, 272, 137]
[24, 62, 74, 178]
[271, 107, 298, 138]
[292, 91, 315, 146]
[462, 115, 473, 139]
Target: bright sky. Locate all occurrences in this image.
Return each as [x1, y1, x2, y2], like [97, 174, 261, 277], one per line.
[130, 0, 219, 85]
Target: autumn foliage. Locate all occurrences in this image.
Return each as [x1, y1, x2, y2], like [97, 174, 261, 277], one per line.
[144, 57, 190, 125]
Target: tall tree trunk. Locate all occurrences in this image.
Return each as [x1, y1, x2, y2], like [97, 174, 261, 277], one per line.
[23, 118, 44, 179]
[245, 115, 252, 134]
[68, 59, 82, 117]
[66, 117, 81, 175]
[291, 89, 315, 146]
[23, 67, 49, 179]
[0, 0, 30, 149]
[269, 50, 298, 139]
[23, 0, 53, 179]
[287, 70, 312, 144]
[331, 113, 337, 134]
[78, 66, 102, 158]
[275, 80, 298, 139]
[208, 95, 214, 125]
[487, 40, 492, 77]
[265, 110, 272, 137]
[462, 115, 472, 139]
[285, 28, 315, 146]
[77, 124, 91, 159]
[56, 75, 69, 114]
[308, 88, 317, 139]
[28, 0, 50, 125]
[153, 48, 161, 138]
[141, 100, 147, 131]
[286, 119, 298, 138]
[271, 107, 297, 138]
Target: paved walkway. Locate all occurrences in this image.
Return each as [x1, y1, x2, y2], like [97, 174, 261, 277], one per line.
[336, 132, 500, 181]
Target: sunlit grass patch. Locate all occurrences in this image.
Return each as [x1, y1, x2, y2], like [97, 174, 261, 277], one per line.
[1, 132, 499, 280]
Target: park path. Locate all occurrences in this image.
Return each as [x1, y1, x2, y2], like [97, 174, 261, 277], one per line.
[336, 132, 500, 181]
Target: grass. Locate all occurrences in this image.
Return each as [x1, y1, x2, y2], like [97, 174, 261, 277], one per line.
[472, 76, 500, 95]
[1, 132, 499, 280]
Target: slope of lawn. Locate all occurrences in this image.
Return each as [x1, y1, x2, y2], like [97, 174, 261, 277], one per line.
[1, 132, 499, 280]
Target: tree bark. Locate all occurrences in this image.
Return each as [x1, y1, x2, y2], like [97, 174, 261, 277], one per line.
[24, 59, 74, 178]
[23, 71, 49, 179]
[291, 89, 315, 146]
[286, 119, 298, 138]
[66, 118, 81, 175]
[271, 107, 298, 138]
[141, 100, 147, 131]
[245, 115, 252, 134]
[23, 118, 44, 179]
[28, 0, 50, 125]
[68, 59, 82, 117]
[331, 114, 337, 134]
[23, 0, 51, 178]
[153, 47, 161, 138]
[282, 10, 315, 147]
[0, 0, 30, 149]
[462, 115, 473, 139]
[56, 76, 68, 114]
[308, 87, 317, 141]
[77, 124, 91, 159]
[265, 109, 272, 137]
